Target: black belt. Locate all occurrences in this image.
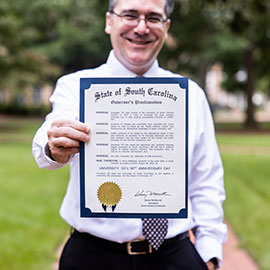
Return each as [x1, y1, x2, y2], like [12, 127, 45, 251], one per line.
[73, 229, 187, 255]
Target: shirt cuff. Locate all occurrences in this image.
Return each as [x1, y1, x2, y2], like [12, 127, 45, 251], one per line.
[45, 143, 55, 161]
[195, 235, 223, 267]
[40, 143, 67, 169]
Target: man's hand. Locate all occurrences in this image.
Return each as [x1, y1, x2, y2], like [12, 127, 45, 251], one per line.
[206, 259, 218, 270]
[47, 119, 90, 163]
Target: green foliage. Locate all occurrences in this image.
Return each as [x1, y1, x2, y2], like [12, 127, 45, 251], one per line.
[1, 0, 269, 125]
[0, 0, 110, 91]
[159, 0, 270, 127]
[161, 0, 270, 88]
[160, 0, 217, 86]
[34, 0, 111, 73]
[0, 0, 61, 90]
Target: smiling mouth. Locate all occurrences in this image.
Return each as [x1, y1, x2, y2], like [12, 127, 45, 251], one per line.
[126, 37, 152, 45]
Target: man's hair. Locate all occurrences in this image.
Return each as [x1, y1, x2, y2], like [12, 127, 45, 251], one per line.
[108, 0, 174, 17]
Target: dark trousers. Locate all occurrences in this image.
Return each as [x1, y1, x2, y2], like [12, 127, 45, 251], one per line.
[59, 231, 207, 270]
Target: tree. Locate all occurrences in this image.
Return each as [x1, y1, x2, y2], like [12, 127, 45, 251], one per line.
[160, 0, 270, 128]
[0, 0, 61, 93]
[1, 0, 269, 125]
[209, 0, 270, 128]
[34, 0, 111, 74]
[159, 0, 219, 90]
[0, 0, 110, 106]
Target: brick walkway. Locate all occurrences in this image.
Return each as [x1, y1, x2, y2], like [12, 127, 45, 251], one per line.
[220, 223, 258, 270]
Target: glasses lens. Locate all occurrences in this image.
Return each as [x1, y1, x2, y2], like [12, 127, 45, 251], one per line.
[122, 14, 138, 26]
[116, 11, 166, 28]
[146, 16, 163, 27]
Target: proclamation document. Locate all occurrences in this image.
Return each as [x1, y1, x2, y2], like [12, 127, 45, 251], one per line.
[80, 77, 188, 218]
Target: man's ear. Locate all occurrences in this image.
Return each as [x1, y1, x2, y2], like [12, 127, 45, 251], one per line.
[164, 19, 171, 39]
[105, 12, 112, 34]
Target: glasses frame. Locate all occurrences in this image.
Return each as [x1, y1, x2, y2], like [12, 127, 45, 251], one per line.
[109, 10, 168, 28]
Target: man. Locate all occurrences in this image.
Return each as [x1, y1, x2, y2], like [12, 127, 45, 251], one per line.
[32, 0, 227, 269]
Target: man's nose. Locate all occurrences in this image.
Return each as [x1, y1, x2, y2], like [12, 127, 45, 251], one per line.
[134, 18, 150, 35]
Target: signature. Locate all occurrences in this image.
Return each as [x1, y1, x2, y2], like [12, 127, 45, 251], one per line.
[134, 190, 172, 199]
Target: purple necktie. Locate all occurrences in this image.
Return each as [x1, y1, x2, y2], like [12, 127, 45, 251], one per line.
[142, 218, 168, 250]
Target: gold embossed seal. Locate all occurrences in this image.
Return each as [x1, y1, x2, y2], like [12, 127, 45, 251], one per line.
[97, 182, 122, 212]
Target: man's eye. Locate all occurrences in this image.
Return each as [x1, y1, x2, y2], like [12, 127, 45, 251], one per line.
[123, 14, 138, 20]
[147, 16, 162, 23]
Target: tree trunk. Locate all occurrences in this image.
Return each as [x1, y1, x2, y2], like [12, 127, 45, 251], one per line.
[244, 47, 257, 129]
[199, 64, 208, 91]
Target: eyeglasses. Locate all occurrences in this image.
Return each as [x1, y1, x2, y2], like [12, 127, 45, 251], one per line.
[110, 10, 168, 28]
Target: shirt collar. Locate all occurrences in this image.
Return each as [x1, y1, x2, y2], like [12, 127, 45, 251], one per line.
[106, 50, 160, 77]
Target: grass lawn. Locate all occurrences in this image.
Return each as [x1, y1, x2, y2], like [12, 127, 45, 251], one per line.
[217, 133, 270, 270]
[0, 116, 269, 269]
[0, 116, 69, 270]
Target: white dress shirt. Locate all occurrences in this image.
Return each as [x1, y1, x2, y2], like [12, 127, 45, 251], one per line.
[32, 50, 227, 264]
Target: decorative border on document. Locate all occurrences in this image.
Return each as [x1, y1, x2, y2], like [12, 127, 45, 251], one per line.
[80, 77, 188, 218]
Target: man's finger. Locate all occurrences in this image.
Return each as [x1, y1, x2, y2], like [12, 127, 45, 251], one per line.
[48, 126, 90, 143]
[50, 137, 81, 148]
[52, 119, 90, 133]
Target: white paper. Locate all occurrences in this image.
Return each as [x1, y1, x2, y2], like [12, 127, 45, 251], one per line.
[82, 80, 187, 216]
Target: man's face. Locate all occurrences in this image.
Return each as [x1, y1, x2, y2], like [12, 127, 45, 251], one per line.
[105, 0, 170, 75]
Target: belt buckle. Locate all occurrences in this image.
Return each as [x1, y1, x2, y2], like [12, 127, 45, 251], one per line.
[127, 239, 152, 255]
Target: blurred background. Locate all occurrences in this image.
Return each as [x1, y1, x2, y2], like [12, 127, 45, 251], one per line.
[0, 0, 269, 269]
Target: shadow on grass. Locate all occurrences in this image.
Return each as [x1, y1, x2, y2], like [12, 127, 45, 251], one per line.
[0, 115, 44, 144]
[215, 121, 270, 133]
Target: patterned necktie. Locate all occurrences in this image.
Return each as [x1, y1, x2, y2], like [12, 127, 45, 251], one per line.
[142, 218, 168, 250]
